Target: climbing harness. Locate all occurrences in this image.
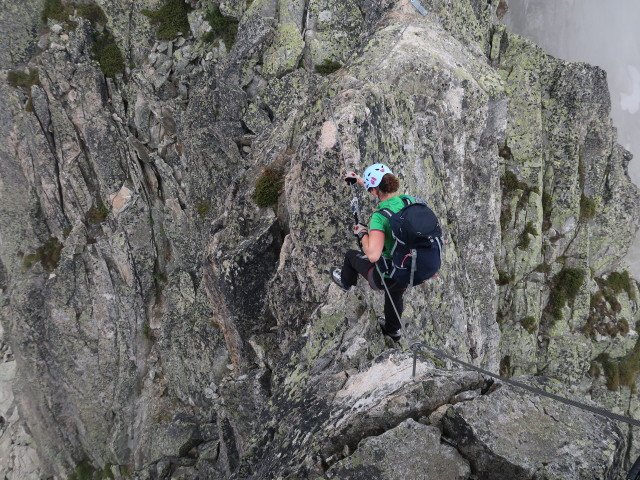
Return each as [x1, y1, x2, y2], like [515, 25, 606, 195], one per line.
[324, 97, 362, 249]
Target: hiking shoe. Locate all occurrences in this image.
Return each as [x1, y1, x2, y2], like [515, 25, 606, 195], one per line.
[331, 268, 351, 292]
[377, 316, 401, 342]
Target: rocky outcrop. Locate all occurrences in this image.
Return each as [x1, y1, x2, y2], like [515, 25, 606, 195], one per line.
[0, 0, 639, 478]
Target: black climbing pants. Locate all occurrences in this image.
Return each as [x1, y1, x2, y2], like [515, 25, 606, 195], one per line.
[341, 249, 405, 333]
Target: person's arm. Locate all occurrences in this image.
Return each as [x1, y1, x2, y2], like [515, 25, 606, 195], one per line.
[361, 229, 385, 263]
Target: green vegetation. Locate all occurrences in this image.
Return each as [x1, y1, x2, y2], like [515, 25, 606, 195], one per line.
[68, 460, 115, 480]
[87, 204, 109, 224]
[42, 0, 68, 23]
[42, 0, 107, 26]
[579, 194, 596, 221]
[602, 270, 636, 302]
[498, 143, 512, 161]
[583, 292, 629, 338]
[619, 337, 640, 391]
[153, 271, 167, 283]
[41, 0, 122, 77]
[195, 200, 211, 217]
[517, 221, 538, 250]
[69, 460, 95, 480]
[7, 69, 40, 89]
[499, 171, 540, 233]
[143, 323, 152, 340]
[142, 0, 192, 40]
[92, 31, 125, 77]
[315, 59, 342, 75]
[548, 267, 585, 320]
[6, 68, 40, 111]
[22, 237, 63, 272]
[583, 271, 637, 338]
[252, 167, 284, 207]
[203, 6, 238, 51]
[501, 170, 527, 193]
[76, 2, 107, 25]
[534, 263, 551, 274]
[496, 270, 513, 286]
[596, 353, 620, 391]
[520, 316, 537, 334]
[595, 338, 640, 392]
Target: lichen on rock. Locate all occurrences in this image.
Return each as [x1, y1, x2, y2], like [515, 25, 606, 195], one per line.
[1, 0, 640, 478]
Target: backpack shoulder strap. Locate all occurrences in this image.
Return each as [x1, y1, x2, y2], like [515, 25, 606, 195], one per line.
[375, 208, 394, 220]
[401, 196, 413, 207]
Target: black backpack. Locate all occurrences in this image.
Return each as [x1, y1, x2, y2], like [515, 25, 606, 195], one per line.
[375, 196, 442, 288]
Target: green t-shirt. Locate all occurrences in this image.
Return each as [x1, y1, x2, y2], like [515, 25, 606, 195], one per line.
[369, 195, 414, 258]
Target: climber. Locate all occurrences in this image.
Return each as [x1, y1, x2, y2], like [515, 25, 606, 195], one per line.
[330, 163, 441, 342]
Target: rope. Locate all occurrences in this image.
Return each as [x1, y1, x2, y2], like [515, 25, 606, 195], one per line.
[409, 341, 640, 428]
[370, 262, 640, 429]
[369, 237, 640, 430]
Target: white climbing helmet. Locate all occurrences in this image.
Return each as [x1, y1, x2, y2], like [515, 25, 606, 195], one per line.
[362, 163, 393, 189]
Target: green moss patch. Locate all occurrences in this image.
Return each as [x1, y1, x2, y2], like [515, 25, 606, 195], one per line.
[548, 267, 585, 321]
[498, 143, 513, 160]
[7, 69, 40, 89]
[579, 194, 596, 221]
[22, 237, 63, 272]
[584, 271, 637, 339]
[142, 0, 192, 40]
[42, 0, 107, 26]
[583, 293, 628, 338]
[41, 0, 122, 77]
[501, 171, 527, 193]
[42, 0, 69, 23]
[252, 167, 284, 207]
[596, 353, 620, 391]
[517, 221, 538, 250]
[520, 316, 537, 334]
[500, 171, 539, 233]
[534, 263, 551, 274]
[602, 271, 636, 302]
[76, 2, 107, 25]
[87, 204, 109, 224]
[92, 30, 125, 77]
[496, 269, 513, 286]
[202, 6, 238, 51]
[315, 59, 342, 75]
[6, 68, 40, 111]
[195, 200, 211, 217]
[596, 337, 640, 392]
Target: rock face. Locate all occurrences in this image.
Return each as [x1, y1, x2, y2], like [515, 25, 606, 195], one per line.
[0, 0, 638, 478]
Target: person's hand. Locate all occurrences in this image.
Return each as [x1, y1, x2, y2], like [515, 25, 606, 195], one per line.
[344, 172, 360, 186]
[353, 223, 368, 239]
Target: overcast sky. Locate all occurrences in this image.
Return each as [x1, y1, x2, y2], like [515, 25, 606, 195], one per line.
[503, 0, 640, 277]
